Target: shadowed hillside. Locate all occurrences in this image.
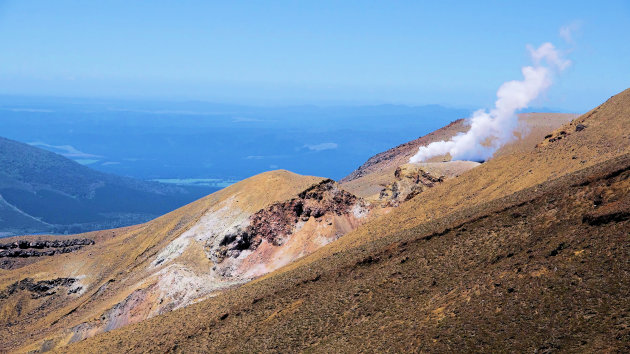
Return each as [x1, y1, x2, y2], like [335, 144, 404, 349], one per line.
[0, 137, 217, 236]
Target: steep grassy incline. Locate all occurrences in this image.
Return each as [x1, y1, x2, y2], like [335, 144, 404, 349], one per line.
[59, 89, 629, 352]
[282, 89, 629, 274]
[64, 148, 630, 353]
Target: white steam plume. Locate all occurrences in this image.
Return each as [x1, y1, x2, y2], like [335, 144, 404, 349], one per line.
[409, 42, 570, 163]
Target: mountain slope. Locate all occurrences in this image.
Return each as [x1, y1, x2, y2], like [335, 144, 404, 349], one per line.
[55, 89, 630, 352]
[340, 113, 577, 200]
[1, 89, 627, 352]
[0, 170, 372, 351]
[0, 137, 215, 236]
[286, 91, 628, 269]
[63, 144, 630, 353]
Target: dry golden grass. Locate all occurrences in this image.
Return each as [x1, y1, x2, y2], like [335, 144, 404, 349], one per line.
[0, 170, 325, 352]
[273, 91, 627, 278]
[64, 139, 630, 353]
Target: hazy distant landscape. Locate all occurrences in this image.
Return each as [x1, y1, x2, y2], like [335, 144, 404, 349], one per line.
[0, 135, 218, 237]
[0, 96, 472, 183]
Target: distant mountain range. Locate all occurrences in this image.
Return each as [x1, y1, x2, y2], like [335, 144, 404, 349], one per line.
[0, 136, 217, 236]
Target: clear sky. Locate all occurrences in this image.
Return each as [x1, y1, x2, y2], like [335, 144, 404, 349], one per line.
[0, 0, 628, 111]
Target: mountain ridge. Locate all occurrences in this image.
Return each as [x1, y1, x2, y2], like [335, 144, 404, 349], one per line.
[61, 146, 630, 353]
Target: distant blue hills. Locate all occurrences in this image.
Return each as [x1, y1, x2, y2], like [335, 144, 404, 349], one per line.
[0, 136, 217, 237]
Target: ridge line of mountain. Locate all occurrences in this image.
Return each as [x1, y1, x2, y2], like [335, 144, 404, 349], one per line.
[63, 150, 630, 353]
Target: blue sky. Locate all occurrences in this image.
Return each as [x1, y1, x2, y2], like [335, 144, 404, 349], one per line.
[0, 1, 628, 111]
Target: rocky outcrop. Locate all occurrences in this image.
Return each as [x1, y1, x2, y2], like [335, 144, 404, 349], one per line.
[379, 164, 444, 206]
[213, 180, 367, 263]
[538, 120, 588, 148]
[0, 238, 94, 259]
[0, 238, 95, 250]
[0, 277, 78, 300]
